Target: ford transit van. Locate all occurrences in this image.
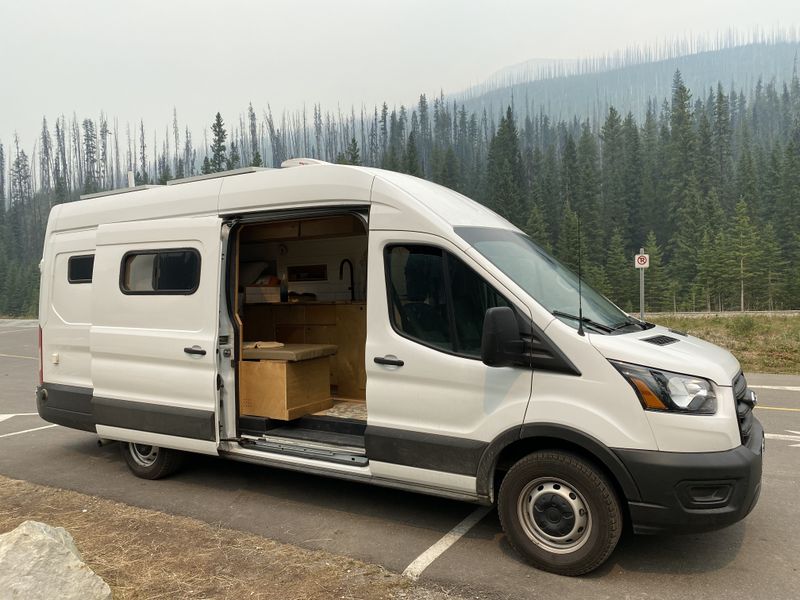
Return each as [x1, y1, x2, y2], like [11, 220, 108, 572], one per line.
[36, 161, 763, 575]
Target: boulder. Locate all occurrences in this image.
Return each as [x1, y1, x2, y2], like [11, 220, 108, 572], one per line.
[0, 520, 111, 600]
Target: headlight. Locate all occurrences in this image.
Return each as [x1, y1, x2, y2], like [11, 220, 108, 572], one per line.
[610, 361, 717, 415]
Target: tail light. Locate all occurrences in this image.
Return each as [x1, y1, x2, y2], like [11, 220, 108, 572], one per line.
[38, 326, 43, 386]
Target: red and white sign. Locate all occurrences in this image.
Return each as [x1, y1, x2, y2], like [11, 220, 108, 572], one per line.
[635, 254, 650, 269]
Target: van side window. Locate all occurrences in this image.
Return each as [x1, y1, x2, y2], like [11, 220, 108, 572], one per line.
[67, 255, 94, 283]
[385, 245, 509, 358]
[121, 249, 201, 294]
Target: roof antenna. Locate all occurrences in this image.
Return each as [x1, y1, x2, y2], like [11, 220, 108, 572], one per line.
[577, 215, 585, 337]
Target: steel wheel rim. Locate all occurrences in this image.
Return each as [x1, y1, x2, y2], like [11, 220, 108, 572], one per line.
[129, 443, 159, 467]
[517, 477, 592, 554]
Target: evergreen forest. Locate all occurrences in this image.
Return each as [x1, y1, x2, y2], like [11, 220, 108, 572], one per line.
[2, 49, 800, 317]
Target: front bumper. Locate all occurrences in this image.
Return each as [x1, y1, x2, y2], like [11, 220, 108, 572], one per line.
[614, 418, 764, 534]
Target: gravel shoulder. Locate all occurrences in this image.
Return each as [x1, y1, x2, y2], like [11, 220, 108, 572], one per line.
[0, 475, 466, 600]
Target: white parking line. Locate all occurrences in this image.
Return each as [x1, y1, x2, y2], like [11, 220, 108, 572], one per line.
[0, 413, 40, 424]
[402, 505, 492, 581]
[750, 385, 800, 392]
[0, 425, 57, 439]
[0, 352, 36, 360]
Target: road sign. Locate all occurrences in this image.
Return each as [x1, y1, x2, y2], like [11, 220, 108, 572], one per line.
[635, 254, 650, 269]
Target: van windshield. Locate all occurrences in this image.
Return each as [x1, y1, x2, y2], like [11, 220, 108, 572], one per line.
[455, 227, 636, 333]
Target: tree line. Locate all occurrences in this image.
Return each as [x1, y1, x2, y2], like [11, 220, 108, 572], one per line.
[2, 66, 800, 316]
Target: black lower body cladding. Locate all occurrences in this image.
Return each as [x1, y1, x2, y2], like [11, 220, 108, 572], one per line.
[36, 383, 216, 441]
[614, 418, 764, 534]
[36, 383, 96, 432]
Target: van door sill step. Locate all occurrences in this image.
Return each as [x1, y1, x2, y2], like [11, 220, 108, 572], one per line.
[263, 427, 365, 449]
[241, 438, 369, 467]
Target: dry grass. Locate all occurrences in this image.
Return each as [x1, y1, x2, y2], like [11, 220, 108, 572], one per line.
[650, 314, 800, 374]
[0, 476, 465, 600]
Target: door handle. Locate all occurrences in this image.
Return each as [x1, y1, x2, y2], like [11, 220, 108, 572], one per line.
[374, 355, 404, 367]
[184, 346, 207, 356]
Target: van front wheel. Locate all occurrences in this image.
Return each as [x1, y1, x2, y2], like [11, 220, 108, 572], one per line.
[498, 450, 621, 576]
[120, 442, 184, 479]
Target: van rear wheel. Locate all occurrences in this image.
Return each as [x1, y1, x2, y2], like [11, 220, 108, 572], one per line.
[498, 450, 621, 576]
[120, 442, 184, 479]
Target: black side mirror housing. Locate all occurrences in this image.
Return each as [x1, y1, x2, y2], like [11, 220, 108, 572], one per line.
[481, 306, 526, 367]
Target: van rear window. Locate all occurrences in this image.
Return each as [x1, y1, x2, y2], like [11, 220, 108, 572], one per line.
[121, 249, 201, 294]
[68, 255, 94, 283]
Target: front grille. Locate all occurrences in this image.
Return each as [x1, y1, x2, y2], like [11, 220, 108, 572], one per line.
[642, 335, 679, 346]
[733, 372, 753, 445]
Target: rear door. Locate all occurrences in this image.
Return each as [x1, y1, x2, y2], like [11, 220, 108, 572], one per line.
[90, 216, 222, 454]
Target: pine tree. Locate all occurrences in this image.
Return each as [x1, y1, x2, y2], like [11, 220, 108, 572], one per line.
[575, 121, 601, 251]
[345, 137, 361, 165]
[712, 83, 734, 208]
[728, 199, 761, 310]
[600, 107, 626, 243]
[210, 112, 227, 173]
[643, 231, 670, 312]
[524, 202, 551, 251]
[248, 103, 263, 167]
[605, 228, 632, 309]
[405, 131, 420, 176]
[227, 141, 241, 170]
[757, 223, 785, 310]
[486, 107, 525, 224]
[0, 142, 5, 202]
[82, 119, 99, 194]
[556, 202, 581, 272]
[135, 120, 149, 185]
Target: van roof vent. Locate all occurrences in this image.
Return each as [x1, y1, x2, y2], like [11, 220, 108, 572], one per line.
[642, 335, 679, 346]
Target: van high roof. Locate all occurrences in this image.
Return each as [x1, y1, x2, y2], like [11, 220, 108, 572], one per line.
[50, 161, 517, 236]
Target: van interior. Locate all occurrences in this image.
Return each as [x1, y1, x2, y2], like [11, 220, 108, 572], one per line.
[232, 213, 369, 458]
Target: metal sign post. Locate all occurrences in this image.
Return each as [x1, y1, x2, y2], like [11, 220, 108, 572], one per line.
[635, 248, 649, 321]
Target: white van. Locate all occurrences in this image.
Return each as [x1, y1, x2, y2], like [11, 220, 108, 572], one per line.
[36, 162, 763, 576]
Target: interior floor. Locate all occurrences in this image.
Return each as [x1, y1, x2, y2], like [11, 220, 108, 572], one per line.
[314, 399, 368, 421]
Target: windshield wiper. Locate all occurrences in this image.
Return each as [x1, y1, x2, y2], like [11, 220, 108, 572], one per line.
[611, 317, 651, 331]
[552, 310, 615, 333]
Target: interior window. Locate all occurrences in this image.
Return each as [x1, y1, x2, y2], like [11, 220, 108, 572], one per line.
[385, 244, 509, 357]
[67, 255, 94, 283]
[122, 249, 200, 294]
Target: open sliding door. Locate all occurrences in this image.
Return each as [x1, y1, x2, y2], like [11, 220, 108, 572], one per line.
[90, 216, 223, 455]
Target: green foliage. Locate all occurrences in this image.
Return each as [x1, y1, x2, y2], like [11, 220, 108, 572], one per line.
[5, 61, 800, 317]
[336, 138, 361, 166]
[210, 112, 227, 173]
[486, 107, 525, 223]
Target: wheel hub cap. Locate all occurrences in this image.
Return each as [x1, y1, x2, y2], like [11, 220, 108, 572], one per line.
[130, 443, 159, 467]
[518, 478, 591, 554]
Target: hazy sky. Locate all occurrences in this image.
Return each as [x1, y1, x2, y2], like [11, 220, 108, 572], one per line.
[1, 0, 798, 152]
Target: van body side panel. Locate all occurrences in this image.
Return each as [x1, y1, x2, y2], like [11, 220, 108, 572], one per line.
[89, 216, 222, 453]
[523, 320, 660, 451]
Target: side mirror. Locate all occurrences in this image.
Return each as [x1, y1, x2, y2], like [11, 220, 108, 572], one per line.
[481, 306, 525, 367]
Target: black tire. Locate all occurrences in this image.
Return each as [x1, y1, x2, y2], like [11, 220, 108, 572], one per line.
[497, 450, 622, 576]
[120, 442, 184, 480]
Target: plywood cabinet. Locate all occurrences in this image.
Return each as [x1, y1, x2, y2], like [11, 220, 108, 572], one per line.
[333, 304, 367, 398]
[240, 357, 333, 420]
[243, 302, 367, 400]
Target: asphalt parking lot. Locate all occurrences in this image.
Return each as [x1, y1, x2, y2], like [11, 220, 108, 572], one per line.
[1, 319, 798, 599]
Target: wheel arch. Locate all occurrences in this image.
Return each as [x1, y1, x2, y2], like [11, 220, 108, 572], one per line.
[476, 424, 641, 505]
